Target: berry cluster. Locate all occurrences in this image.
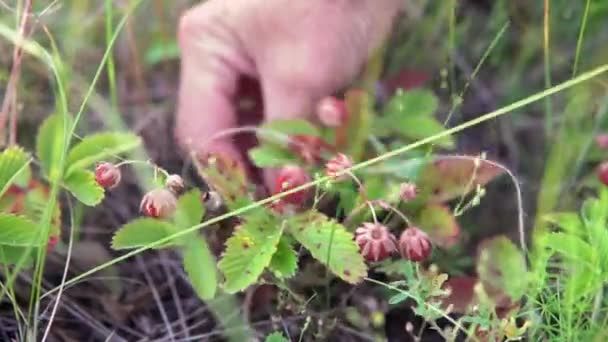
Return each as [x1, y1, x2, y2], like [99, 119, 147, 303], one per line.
[94, 96, 433, 264]
[355, 223, 432, 263]
[95, 162, 186, 219]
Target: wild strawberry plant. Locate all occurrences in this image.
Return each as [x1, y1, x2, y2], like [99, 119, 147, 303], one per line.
[0, 82, 529, 339]
[0, 113, 140, 266]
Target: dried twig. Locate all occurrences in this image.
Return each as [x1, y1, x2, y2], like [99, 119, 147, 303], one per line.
[0, 0, 33, 146]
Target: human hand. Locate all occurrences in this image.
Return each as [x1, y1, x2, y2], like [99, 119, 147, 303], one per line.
[175, 0, 404, 187]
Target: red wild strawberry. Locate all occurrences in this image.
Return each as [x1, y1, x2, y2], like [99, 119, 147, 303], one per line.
[596, 134, 608, 149]
[274, 165, 311, 205]
[598, 161, 608, 186]
[355, 222, 397, 262]
[47, 235, 60, 251]
[165, 174, 185, 195]
[399, 227, 432, 262]
[95, 162, 121, 189]
[325, 153, 353, 180]
[140, 188, 178, 218]
[399, 182, 418, 202]
[317, 96, 348, 127]
[288, 135, 335, 165]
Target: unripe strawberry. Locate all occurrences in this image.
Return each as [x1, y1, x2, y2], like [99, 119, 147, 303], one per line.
[317, 96, 348, 127]
[596, 134, 608, 149]
[95, 162, 121, 189]
[399, 227, 432, 262]
[288, 135, 335, 165]
[140, 188, 178, 218]
[355, 222, 397, 262]
[274, 165, 311, 205]
[165, 174, 185, 195]
[399, 182, 418, 202]
[598, 161, 608, 186]
[325, 153, 353, 180]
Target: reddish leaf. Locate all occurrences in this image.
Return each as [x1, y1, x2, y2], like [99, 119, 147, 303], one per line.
[0, 179, 61, 245]
[441, 276, 477, 313]
[441, 276, 520, 318]
[380, 68, 430, 96]
[195, 154, 254, 211]
[287, 135, 336, 165]
[416, 204, 460, 248]
[416, 157, 504, 203]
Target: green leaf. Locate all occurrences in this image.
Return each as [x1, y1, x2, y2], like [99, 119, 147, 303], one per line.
[390, 116, 454, 148]
[0, 214, 43, 247]
[0, 246, 34, 266]
[261, 119, 319, 137]
[144, 39, 180, 65]
[182, 235, 217, 300]
[546, 232, 595, 265]
[477, 236, 527, 301]
[269, 237, 298, 279]
[173, 189, 205, 230]
[248, 144, 297, 168]
[264, 332, 289, 342]
[218, 211, 284, 293]
[66, 132, 141, 173]
[383, 89, 439, 119]
[388, 292, 410, 305]
[365, 156, 429, 180]
[36, 114, 70, 181]
[287, 211, 367, 284]
[0, 146, 31, 198]
[417, 204, 460, 248]
[543, 212, 584, 236]
[63, 169, 104, 206]
[112, 218, 181, 250]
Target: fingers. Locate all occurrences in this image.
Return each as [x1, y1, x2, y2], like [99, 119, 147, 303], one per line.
[175, 1, 255, 169]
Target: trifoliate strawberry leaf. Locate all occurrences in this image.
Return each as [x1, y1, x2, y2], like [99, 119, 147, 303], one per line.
[0, 214, 43, 247]
[36, 114, 71, 181]
[264, 332, 289, 342]
[218, 210, 284, 293]
[0, 147, 31, 199]
[112, 218, 181, 250]
[63, 169, 104, 206]
[416, 204, 460, 248]
[287, 211, 367, 284]
[66, 132, 141, 174]
[269, 236, 298, 279]
[248, 144, 297, 168]
[173, 189, 205, 230]
[182, 235, 217, 300]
